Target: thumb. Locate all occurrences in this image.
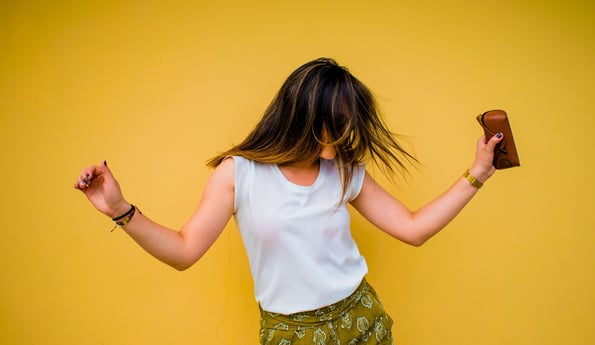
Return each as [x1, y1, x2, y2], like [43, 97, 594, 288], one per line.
[485, 132, 504, 151]
[97, 159, 116, 181]
[101, 159, 112, 174]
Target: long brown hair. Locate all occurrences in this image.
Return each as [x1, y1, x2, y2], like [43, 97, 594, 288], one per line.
[207, 58, 416, 197]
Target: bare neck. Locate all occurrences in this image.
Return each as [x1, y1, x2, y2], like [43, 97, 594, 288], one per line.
[278, 159, 320, 186]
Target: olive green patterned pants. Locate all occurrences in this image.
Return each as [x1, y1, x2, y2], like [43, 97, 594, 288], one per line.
[259, 279, 394, 345]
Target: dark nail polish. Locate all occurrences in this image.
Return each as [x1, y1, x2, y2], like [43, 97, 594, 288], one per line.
[497, 133, 503, 139]
[103, 160, 108, 167]
[84, 178, 89, 184]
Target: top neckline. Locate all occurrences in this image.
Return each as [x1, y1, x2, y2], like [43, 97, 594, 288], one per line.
[272, 159, 329, 192]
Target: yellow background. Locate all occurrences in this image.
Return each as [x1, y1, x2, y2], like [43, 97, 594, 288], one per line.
[1, 1, 594, 344]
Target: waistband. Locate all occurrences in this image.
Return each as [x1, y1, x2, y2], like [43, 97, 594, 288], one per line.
[259, 278, 371, 329]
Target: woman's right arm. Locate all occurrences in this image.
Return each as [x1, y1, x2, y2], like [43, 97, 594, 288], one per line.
[74, 158, 235, 271]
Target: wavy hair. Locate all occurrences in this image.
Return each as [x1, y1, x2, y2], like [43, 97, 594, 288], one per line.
[207, 57, 416, 197]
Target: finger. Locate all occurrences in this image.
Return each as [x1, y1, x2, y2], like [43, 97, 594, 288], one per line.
[75, 165, 101, 190]
[75, 178, 90, 190]
[75, 175, 90, 190]
[93, 161, 113, 179]
[485, 132, 504, 150]
[75, 160, 114, 191]
[97, 160, 119, 183]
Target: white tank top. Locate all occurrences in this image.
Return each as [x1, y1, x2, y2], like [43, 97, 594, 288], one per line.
[232, 156, 368, 314]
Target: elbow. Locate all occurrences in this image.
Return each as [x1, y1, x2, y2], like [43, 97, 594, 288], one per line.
[406, 237, 428, 247]
[400, 231, 432, 247]
[167, 244, 204, 271]
[173, 263, 192, 271]
[169, 257, 198, 271]
[397, 223, 437, 247]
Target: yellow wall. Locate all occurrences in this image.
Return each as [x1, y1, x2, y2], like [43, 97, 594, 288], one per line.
[1, 1, 594, 344]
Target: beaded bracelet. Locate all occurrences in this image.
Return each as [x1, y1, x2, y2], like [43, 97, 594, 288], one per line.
[111, 204, 141, 231]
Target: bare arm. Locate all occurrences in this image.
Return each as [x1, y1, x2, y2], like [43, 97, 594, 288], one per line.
[350, 134, 502, 246]
[74, 158, 235, 270]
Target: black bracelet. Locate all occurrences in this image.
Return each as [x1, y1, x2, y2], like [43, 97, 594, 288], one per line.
[111, 204, 141, 231]
[112, 204, 135, 221]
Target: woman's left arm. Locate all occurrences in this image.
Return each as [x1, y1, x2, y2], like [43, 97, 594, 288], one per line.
[350, 134, 503, 246]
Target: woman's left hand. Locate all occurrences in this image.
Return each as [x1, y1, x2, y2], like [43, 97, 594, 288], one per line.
[468, 133, 504, 183]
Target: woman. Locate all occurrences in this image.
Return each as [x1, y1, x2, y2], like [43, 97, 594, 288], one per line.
[74, 58, 502, 344]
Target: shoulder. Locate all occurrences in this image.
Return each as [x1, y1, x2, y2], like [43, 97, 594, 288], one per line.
[215, 156, 261, 188]
[209, 156, 235, 189]
[215, 155, 256, 172]
[216, 156, 235, 170]
[330, 159, 366, 201]
[332, 158, 365, 171]
[349, 169, 382, 208]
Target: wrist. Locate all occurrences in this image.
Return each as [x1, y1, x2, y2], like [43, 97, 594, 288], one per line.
[110, 204, 141, 231]
[468, 165, 492, 183]
[463, 169, 483, 188]
[108, 202, 132, 219]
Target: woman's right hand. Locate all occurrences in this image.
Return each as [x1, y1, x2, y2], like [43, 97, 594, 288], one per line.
[74, 160, 131, 218]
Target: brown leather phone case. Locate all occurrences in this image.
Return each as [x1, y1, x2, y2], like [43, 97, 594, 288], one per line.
[476, 110, 520, 169]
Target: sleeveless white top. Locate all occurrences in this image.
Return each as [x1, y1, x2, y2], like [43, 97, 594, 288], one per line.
[232, 156, 368, 314]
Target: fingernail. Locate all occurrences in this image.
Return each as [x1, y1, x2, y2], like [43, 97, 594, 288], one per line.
[103, 160, 108, 167]
[83, 178, 89, 184]
[497, 132, 503, 138]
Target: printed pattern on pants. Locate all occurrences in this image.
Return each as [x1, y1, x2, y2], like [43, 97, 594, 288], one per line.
[259, 279, 394, 345]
